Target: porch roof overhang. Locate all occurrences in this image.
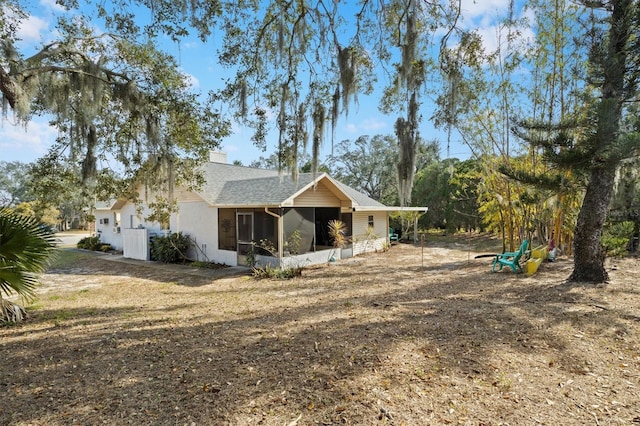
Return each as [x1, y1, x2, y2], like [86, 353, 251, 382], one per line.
[208, 202, 429, 214]
[210, 204, 283, 209]
[94, 198, 128, 211]
[350, 206, 429, 213]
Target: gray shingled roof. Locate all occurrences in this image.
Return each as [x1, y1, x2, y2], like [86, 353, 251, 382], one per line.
[195, 162, 387, 209]
[333, 179, 386, 209]
[214, 174, 317, 205]
[94, 199, 128, 210]
[94, 200, 115, 210]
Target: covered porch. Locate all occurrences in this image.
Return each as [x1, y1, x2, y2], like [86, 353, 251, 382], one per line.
[217, 206, 352, 266]
[217, 205, 427, 267]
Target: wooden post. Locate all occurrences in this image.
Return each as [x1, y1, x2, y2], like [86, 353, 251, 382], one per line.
[421, 233, 425, 270]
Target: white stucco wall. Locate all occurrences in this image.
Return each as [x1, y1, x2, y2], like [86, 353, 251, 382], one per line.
[114, 196, 240, 266]
[171, 201, 213, 261]
[215, 250, 238, 266]
[171, 202, 238, 265]
[95, 210, 124, 250]
[119, 202, 164, 236]
[352, 211, 388, 256]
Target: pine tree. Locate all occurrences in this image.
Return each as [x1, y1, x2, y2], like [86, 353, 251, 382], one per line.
[511, 0, 640, 283]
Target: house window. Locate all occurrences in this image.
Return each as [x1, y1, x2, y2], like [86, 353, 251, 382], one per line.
[368, 215, 374, 228]
[218, 209, 236, 251]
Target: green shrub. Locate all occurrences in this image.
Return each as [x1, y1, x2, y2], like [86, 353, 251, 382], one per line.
[252, 264, 303, 279]
[76, 236, 113, 252]
[285, 230, 302, 255]
[191, 260, 228, 269]
[245, 240, 277, 268]
[602, 221, 634, 257]
[77, 236, 101, 251]
[150, 232, 192, 263]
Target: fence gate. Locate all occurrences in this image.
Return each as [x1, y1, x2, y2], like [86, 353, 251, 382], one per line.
[123, 228, 150, 260]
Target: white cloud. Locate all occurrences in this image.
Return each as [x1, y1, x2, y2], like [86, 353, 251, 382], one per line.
[181, 71, 200, 89]
[361, 118, 387, 131]
[0, 119, 58, 162]
[16, 15, 49, 42]
[460, 0, 511, 21]
[344, 117, 387, 135]
[39, 0, 65, 12]
[476, 18, 536, 56]
[182, 41, 199, 49]
[449, 1, 535, 57]
[475, 24, 500, 54]
[222, 143, 239, 153]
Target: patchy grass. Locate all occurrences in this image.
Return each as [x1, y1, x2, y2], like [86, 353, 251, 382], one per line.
[48, 249, 92, 268]
[1, 240, 639, 425]
[421, 231, 503, 252]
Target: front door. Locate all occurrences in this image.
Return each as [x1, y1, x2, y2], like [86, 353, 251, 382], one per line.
[237, 212, 254, 265]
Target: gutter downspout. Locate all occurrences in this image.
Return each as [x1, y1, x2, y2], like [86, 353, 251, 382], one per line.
[264, 207, 284, 261]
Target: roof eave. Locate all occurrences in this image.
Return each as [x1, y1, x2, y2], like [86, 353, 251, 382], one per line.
[351, 206, 429, 212]
[207, 204, 284, 209]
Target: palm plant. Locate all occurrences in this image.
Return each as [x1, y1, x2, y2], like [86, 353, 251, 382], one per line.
[1, 208, 57, 324]
[327, 220, 348, 262]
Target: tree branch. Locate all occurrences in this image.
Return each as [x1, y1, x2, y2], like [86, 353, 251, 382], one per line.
[0, 66, 17, 108]
[18, 65, 129, 86]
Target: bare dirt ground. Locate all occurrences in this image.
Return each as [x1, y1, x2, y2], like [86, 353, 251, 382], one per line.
[1, 235, 639, 425]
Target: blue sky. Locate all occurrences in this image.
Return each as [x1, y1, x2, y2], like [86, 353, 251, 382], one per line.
[1, 0, 528, 166]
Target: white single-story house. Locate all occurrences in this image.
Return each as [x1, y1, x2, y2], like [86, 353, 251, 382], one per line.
[94, 152, 428, 267]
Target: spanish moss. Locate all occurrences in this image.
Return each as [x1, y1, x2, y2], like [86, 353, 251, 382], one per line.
[331, 84, 340, 154]
[312, 102, 326, 177]
[396, 93, 420, 207]
[337, 45, 357, 115]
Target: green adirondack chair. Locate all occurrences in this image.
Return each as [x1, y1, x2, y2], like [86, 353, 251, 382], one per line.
[492, 240, 529, 273]
[389, 227, 399, 242]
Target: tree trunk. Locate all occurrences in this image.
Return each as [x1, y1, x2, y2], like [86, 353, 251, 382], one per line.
[569, 168, 615, 283]
[568, 0, 631, 284]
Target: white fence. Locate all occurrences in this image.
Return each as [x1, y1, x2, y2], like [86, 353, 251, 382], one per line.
[122, 228, 150, 260]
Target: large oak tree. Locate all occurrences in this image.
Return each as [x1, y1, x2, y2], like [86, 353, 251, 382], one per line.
[1, 3, 229, 199]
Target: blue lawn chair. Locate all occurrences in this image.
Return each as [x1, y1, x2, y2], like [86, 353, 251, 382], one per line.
[492, 240, 529, 273]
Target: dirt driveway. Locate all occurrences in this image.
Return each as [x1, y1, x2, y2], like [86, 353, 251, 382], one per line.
[1, 239, 639, 425]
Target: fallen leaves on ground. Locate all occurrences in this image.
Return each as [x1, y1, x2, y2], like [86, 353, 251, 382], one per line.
[1, 236, 639, 425]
